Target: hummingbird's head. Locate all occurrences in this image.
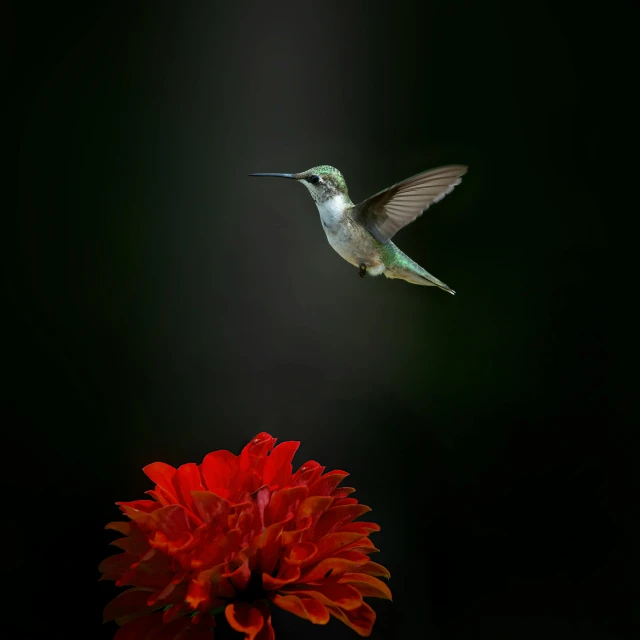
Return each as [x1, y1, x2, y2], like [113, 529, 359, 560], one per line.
[294, 166, 349, 204]
[249, 165, 349, 204]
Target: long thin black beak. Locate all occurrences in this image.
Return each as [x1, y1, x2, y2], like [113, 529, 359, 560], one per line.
[249, 173, 296, 179]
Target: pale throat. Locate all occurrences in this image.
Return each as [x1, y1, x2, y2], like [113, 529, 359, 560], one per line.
[316, 193, 350, 228]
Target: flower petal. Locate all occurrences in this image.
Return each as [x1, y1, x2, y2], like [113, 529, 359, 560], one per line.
[99, 552, 135, 581]
[358, 560, 391, 578]
[223, 558, 252, 593]
[143, 462, 179, 502]
[225, 602, 265, 640]
[283, 583, 363, 611]
[313, 504, 372, 539]
[300, 557, 368, 583]
[149, 505, 193, 553]
[327, 602, 376, 637]
[106, 522, 132, 535]
[263, 441, 300, 488]
[255, 521, 287, 576]
[285, 542, 317, 565]
[295, 496, 333, 530]
[341, 536, 379, 555]
[114, 613, 163, 640]
[332, 486, 356, 499]
[306, 532, 366, 567]
[200, 449, 237, 497]
[254, 602, 275, 640]
[261, 563, 300, 590]
[173, 463, 205, 511]
[103, 588, 155, 623]
[338, 522, 381, 535]
[308, 470, 349, 497]
[292, 461, 324, 487]
[267, 486, 308, 525]
[270, 593, 330, 624]
[239, 433, 276, 474]
[338, 573, 392, 600]
[190, 491, 229, 525]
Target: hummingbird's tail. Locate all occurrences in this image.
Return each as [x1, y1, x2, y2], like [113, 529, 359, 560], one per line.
[381, 242, 455, 294]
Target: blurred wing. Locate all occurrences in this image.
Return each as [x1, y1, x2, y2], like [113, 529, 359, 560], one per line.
[354, 165, 467, 244]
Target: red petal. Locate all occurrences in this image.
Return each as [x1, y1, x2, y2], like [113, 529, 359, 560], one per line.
[190, 491, 229, 525]
[286, 542, 317, 565]
[295, 496, 333, 529]
[267, 486, 308, 525]
[114, 613, 163, 640]
[239, 433, 276, 473]
[194, 527, 242, 568]
[292, 461, 324, 487]
[185, 572, 211, 609]
[327, 601, 376, 637]
[308, 470, 349, 497]
[262, 441, 300, 488]
[270, 593, 330, 624]
[146, 487, 176, 507]
[147, 617, 192, 640]
[152, 505, 191, 540]
[338, 573, 392, 600]
[162, 604, 187, 623]
[332, 487, 356, 499]
[333, 497, 358, 506]
[306, 532, 365, 567]
[313, 504, 372, 539]
[147, 580, 180, 606]
[200, 449, 237, 495]
[358, 561, 390, 578]
[118, 499, 160, 513]
[262, 563, 300, 590]
[183, 614, 216, 640]
[342, 537, 378, 555]
[186, 567, 232, 609]
[334, 550, 370, 565]
[103, 588, 155, 623]
[173, 463, 205, 511]
[99, 553, 135, 581]
[256, 521, 287, 576]
[225, 602, 265, 640]
[143, 462, 179, 501]
[254, 602, 275, 640]
[283, 583, 362, 610]
[251, 485, 272, 530]
[106, 522, 132, 535]
[300, 557, 367, 583]
[338, 522, 381, 535]
[110, 524, 151, 556]
[223, 558, 251, 592]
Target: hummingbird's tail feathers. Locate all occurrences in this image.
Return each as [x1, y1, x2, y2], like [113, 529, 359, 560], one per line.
[381, 242, 455, 293]
[387, 268, 455, 294]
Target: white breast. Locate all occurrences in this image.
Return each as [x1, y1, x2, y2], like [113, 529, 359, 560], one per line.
[314, 194, 359, 266]
[317, 194, 348, 229]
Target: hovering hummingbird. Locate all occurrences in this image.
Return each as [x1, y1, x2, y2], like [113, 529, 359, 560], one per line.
[250, 164, 467, 293]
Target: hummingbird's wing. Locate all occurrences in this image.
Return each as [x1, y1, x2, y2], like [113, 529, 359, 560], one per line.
[353, 165, 467, 244]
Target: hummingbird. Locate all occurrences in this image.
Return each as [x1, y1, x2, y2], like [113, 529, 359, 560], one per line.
[249, 164, 467, 293]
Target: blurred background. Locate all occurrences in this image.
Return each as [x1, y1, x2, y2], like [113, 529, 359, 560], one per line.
[5, 1, 634, 639]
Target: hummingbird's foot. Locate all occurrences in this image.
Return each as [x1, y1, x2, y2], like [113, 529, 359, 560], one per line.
[359, 263, 367, 278]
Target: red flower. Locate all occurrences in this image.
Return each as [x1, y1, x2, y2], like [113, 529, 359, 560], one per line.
[100, 433, 391, 639]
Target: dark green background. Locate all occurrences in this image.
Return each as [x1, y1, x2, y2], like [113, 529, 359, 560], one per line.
[6, 2, 633, 639]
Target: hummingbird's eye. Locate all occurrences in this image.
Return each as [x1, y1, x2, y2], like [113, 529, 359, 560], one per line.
[308, 175, 320, 185]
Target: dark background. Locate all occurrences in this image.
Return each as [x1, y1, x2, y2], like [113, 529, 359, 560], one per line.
[5, 1, 635, 639]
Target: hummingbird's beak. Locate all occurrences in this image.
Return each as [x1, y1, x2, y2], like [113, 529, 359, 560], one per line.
[249, 173, 297, 179]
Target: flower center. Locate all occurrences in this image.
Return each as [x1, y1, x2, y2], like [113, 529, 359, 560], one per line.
[232, 570, 266, 604]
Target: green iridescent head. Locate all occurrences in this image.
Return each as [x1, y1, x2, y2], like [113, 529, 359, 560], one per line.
[249, 165, 349, 204]
[294, 165, 348, 203]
